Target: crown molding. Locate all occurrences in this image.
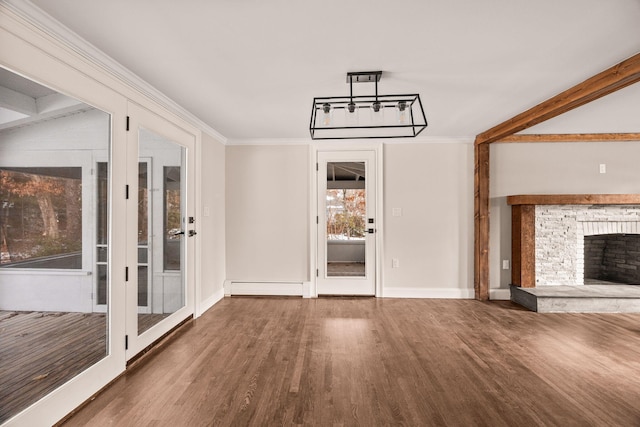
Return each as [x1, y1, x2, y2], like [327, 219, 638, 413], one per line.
[382, 135, 474, 145]
[227, 135, 474, 146]
[1, 0, 227, 144]
[227, 138, 311, 146]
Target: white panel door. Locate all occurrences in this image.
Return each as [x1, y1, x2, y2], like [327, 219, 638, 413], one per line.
[125, 102, 196, 360]
[317, 151, 376, 295]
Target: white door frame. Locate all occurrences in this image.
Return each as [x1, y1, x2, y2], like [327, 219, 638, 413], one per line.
[309, 143, 384, 298]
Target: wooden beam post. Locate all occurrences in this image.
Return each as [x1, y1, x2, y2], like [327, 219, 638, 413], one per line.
[476, 53, 640, 145]
[474, 142, 490, 300]
[511, 205, 535, 288]
[496, 133, 640, 143]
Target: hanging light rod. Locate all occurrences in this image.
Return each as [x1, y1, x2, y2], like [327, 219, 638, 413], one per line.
[310, 71, 428, 140]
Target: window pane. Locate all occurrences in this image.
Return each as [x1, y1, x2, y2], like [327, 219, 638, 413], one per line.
[164, 166, 181, 271]
[0, 167, 82, 269]
[97, 163, 108, 245]
[138, 163, 148, 246]
[325, 162, 366, 277]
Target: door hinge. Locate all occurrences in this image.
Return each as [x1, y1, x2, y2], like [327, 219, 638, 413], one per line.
[316, 269, 319, 277]
[126, 116, 130, 131]
[316, 216, 319, 224]
[316, 162, 319, 171]
[125, 335, 128, 350]
[125, 266, 129, 281]
[125, 185, 129, 199]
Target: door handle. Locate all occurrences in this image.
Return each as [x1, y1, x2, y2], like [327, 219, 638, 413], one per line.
[170, 230, 185, 236]
[188, 230, 197, 237]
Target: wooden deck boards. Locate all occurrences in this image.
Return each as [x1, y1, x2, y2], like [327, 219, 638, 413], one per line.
[0, 311, 107, 424]
[61, 298, 640, 426]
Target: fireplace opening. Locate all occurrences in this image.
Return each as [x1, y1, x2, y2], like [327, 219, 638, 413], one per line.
[584, 234, 640, 285]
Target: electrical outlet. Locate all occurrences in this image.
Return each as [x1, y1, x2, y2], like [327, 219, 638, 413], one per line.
[392, 258, 400, 268]
[599, 164, 606, 174]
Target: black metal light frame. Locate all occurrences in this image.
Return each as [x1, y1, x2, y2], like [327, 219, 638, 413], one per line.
[309, 71, 428, 140]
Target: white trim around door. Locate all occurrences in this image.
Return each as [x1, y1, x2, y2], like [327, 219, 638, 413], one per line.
[310, 144, 383, 298]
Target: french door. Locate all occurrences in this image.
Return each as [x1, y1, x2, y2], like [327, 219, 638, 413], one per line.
[317, 151, 376, 295]
[125, 103, 196, 359]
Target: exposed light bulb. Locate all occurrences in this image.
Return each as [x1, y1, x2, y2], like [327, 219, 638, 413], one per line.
[345, 102, 359, 126]
[321, 103, 332, 126]
[370, 101, 384, 125]
[396, 101, 409, 124]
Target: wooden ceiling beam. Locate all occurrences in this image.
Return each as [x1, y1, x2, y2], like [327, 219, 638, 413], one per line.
[496, 133, 640, 143]
[475, 52, 640, 145]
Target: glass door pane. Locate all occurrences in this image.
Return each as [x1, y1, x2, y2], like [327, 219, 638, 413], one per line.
[137, 161, 150, 314]
[137, 129, 185, 336]
[326, 162, 366, 277]
[0, 68, 110, 422]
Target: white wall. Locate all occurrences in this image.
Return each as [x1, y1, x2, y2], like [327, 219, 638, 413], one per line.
[224, 142, 475, 298]
[383, 142, 474, 297]
[199, 132, 226, 308]
[225, 144, 309, 282]
[490, 141, 640, 290]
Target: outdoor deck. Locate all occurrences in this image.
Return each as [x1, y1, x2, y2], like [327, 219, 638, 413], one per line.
[0, 310, 169, 423]
[0, 311, 107, 423]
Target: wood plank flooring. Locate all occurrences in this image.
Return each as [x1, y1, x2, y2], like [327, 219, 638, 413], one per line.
[0, 311, 107, 424]
[62, 298, 640, 426]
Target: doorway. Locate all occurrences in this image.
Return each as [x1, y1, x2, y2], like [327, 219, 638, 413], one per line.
[316, 150, 377, 296]
[125, 103, 196, 359]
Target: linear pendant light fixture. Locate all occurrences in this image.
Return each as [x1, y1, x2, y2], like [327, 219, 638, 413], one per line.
[309, 71, 427, 140]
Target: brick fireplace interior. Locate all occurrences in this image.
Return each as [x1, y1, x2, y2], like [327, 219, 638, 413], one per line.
[584, 234, 640, 285]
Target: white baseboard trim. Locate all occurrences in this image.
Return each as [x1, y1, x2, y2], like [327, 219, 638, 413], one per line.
[196, 287, 225, 317]
[302, 282, 314, 298]
[227, 281, 304, 296]
[490, 288, 511, 300]
[382, 287, 474, 299]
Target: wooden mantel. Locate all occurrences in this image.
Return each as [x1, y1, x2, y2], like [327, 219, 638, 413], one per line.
[508, 194, 640, 206]
[509, 194, 640, 288]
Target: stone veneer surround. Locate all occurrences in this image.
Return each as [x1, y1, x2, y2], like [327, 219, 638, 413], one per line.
[535, 205, 640, 286]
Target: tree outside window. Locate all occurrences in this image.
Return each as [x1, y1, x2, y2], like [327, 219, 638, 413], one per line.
[326, 189, 366, 240]
[0, 168, 82, 268]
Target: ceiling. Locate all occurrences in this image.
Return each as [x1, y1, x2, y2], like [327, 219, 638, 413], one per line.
[0, 67, 90, 131]
[26, 0, 640, 142]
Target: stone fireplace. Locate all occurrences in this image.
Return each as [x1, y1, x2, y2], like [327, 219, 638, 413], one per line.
[535, 205, 640, 286]
[508, 194, 640, 288]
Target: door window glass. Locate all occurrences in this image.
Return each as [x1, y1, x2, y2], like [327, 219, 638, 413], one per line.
[325, 162, 366, 277]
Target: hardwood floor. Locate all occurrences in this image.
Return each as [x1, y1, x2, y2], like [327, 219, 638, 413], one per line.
[62, 298, 640, 426]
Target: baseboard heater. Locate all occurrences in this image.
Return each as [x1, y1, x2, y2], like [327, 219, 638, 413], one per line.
[227, 281, 304, 297]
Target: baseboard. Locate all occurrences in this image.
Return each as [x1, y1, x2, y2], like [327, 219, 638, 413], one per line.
[227, 281, 304, 296]
[302, 282, 314, 298]
[489, 288, 511, 300]
[196, 287, 225, 317]
[382, 287, 474, 299]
